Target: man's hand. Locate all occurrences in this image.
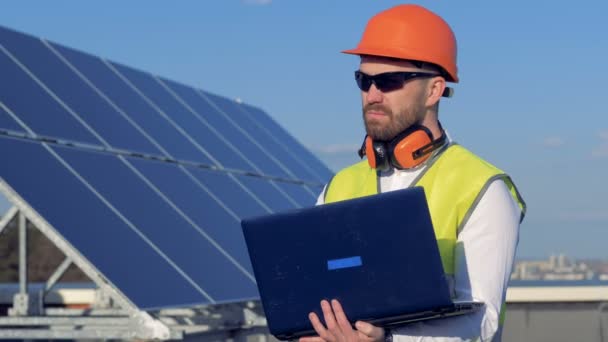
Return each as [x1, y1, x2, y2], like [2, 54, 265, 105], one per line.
[299, 299, 385, 342]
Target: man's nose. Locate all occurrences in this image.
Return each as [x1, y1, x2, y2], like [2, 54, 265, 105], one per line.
[365, 83, 384, 103]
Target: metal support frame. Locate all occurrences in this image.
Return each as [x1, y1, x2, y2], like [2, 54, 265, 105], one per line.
[0, 178, 173, 340]
[18, 211, 26, 295]
[0, 177, 275, 341]
[152, 300, 270, 340]
[43, 257, 72, 298]
[8, 212, 37, 317]
[0, 205, 18, 235]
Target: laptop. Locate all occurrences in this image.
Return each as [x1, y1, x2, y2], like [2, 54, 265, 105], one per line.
[241, 187, 483, 340]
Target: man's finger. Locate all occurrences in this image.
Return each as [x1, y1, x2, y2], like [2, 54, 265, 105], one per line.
[331, 299, 354, 334]
[320, 300, 339, 331]
[355, 321, 385, 340]
[309, 312, 334, 341]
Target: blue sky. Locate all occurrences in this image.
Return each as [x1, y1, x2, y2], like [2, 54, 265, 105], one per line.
[0, 0, 607, 259]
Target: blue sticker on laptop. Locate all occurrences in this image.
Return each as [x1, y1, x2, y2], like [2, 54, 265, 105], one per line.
[327, 256, 363, 271]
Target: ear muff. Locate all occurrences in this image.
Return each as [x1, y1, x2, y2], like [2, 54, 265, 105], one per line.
[364, 136, 377, 168]
[358, 125, 447, 170]
[358, 135, 390, 171]
[390, 125, 434, 169]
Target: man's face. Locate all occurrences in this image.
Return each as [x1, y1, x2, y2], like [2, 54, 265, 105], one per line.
[359, 56, 430, 141]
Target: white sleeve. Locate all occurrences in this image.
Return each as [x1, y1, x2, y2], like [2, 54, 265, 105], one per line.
[391, 180, 521, 342]
[316, 185, 327, 205]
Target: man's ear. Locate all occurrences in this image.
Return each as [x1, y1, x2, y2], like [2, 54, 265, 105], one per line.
[426, 77, 446, 106]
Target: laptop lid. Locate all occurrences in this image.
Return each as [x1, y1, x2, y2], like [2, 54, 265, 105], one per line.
[241, 187, 453, 339]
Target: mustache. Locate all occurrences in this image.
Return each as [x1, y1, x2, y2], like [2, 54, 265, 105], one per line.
[363, 104, 392, 115]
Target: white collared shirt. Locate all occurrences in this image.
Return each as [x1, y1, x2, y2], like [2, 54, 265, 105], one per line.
[316, 149, 521, 342]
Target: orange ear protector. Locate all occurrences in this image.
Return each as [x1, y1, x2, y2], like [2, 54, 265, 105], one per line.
[358, 124, 447, 171]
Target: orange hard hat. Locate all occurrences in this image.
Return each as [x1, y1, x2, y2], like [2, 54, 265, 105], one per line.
[343, 4, 459, 83]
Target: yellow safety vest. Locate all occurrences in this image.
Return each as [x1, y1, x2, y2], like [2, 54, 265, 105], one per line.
[324, 144, 526, 324]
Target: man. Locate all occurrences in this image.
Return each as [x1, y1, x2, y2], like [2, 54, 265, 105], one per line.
[301, 4, 526, 342]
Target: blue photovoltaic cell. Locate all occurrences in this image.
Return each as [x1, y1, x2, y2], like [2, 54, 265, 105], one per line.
[241, 103, 334, 183]
[274, 181, 317, 208]
[202, 92, 307, 180]
[162, 79, 296, 179]
[110, 63, 258, 174]
[0, 104, 24, 132]
[51, 43, 215, 165]
[0, 32, 99, 145]
[0, 136, 207, 308]
[54, 146, 258, 302]
[0, 28, 163, 155]
[234, 174, 297, 213]
[127, 157, 257, 272]
[205, 93, 326, 183]
[185, 166, 271, 219]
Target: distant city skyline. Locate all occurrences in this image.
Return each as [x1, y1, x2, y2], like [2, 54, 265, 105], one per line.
[511, 253, 608, 284]
[1, 1, 607, 258]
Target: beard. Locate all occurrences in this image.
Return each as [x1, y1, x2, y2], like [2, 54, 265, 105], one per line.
[362, 102, 426, 141]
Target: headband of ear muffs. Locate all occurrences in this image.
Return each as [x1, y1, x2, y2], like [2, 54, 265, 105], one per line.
[358, 124, 447, 171]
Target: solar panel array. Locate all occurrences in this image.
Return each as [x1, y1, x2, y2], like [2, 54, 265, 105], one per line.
[0, 26, 333, 309]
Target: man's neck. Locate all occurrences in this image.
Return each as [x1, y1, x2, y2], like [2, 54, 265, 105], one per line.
[420, 116, 442, 140]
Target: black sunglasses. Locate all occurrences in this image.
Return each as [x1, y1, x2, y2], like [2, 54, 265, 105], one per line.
[354, 70, 439, 93]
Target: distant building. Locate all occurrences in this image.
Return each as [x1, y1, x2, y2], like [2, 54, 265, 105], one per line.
[511, 254, 600, 282]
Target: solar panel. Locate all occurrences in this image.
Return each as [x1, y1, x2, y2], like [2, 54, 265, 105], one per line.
[0, 24, 333, 310]
[0, 38, 100, 144]
[239, 103, 334, 182]
[274, 181, 318, 207]
[126, 157, 255, 271]
[110, 63, 262, 174]
[163, 79, 305, 180]
[199, 91, 301, 179]
[48, 42, 216, 164]
[207, 94, 319, 182]
[0, 31, 164, 155]
[0, 103, 23, 132]
[0, 136, 208, 308]
[55, 146, 259, 303]
[234, 174, 301, 212]
[186, 167, 272, 218]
